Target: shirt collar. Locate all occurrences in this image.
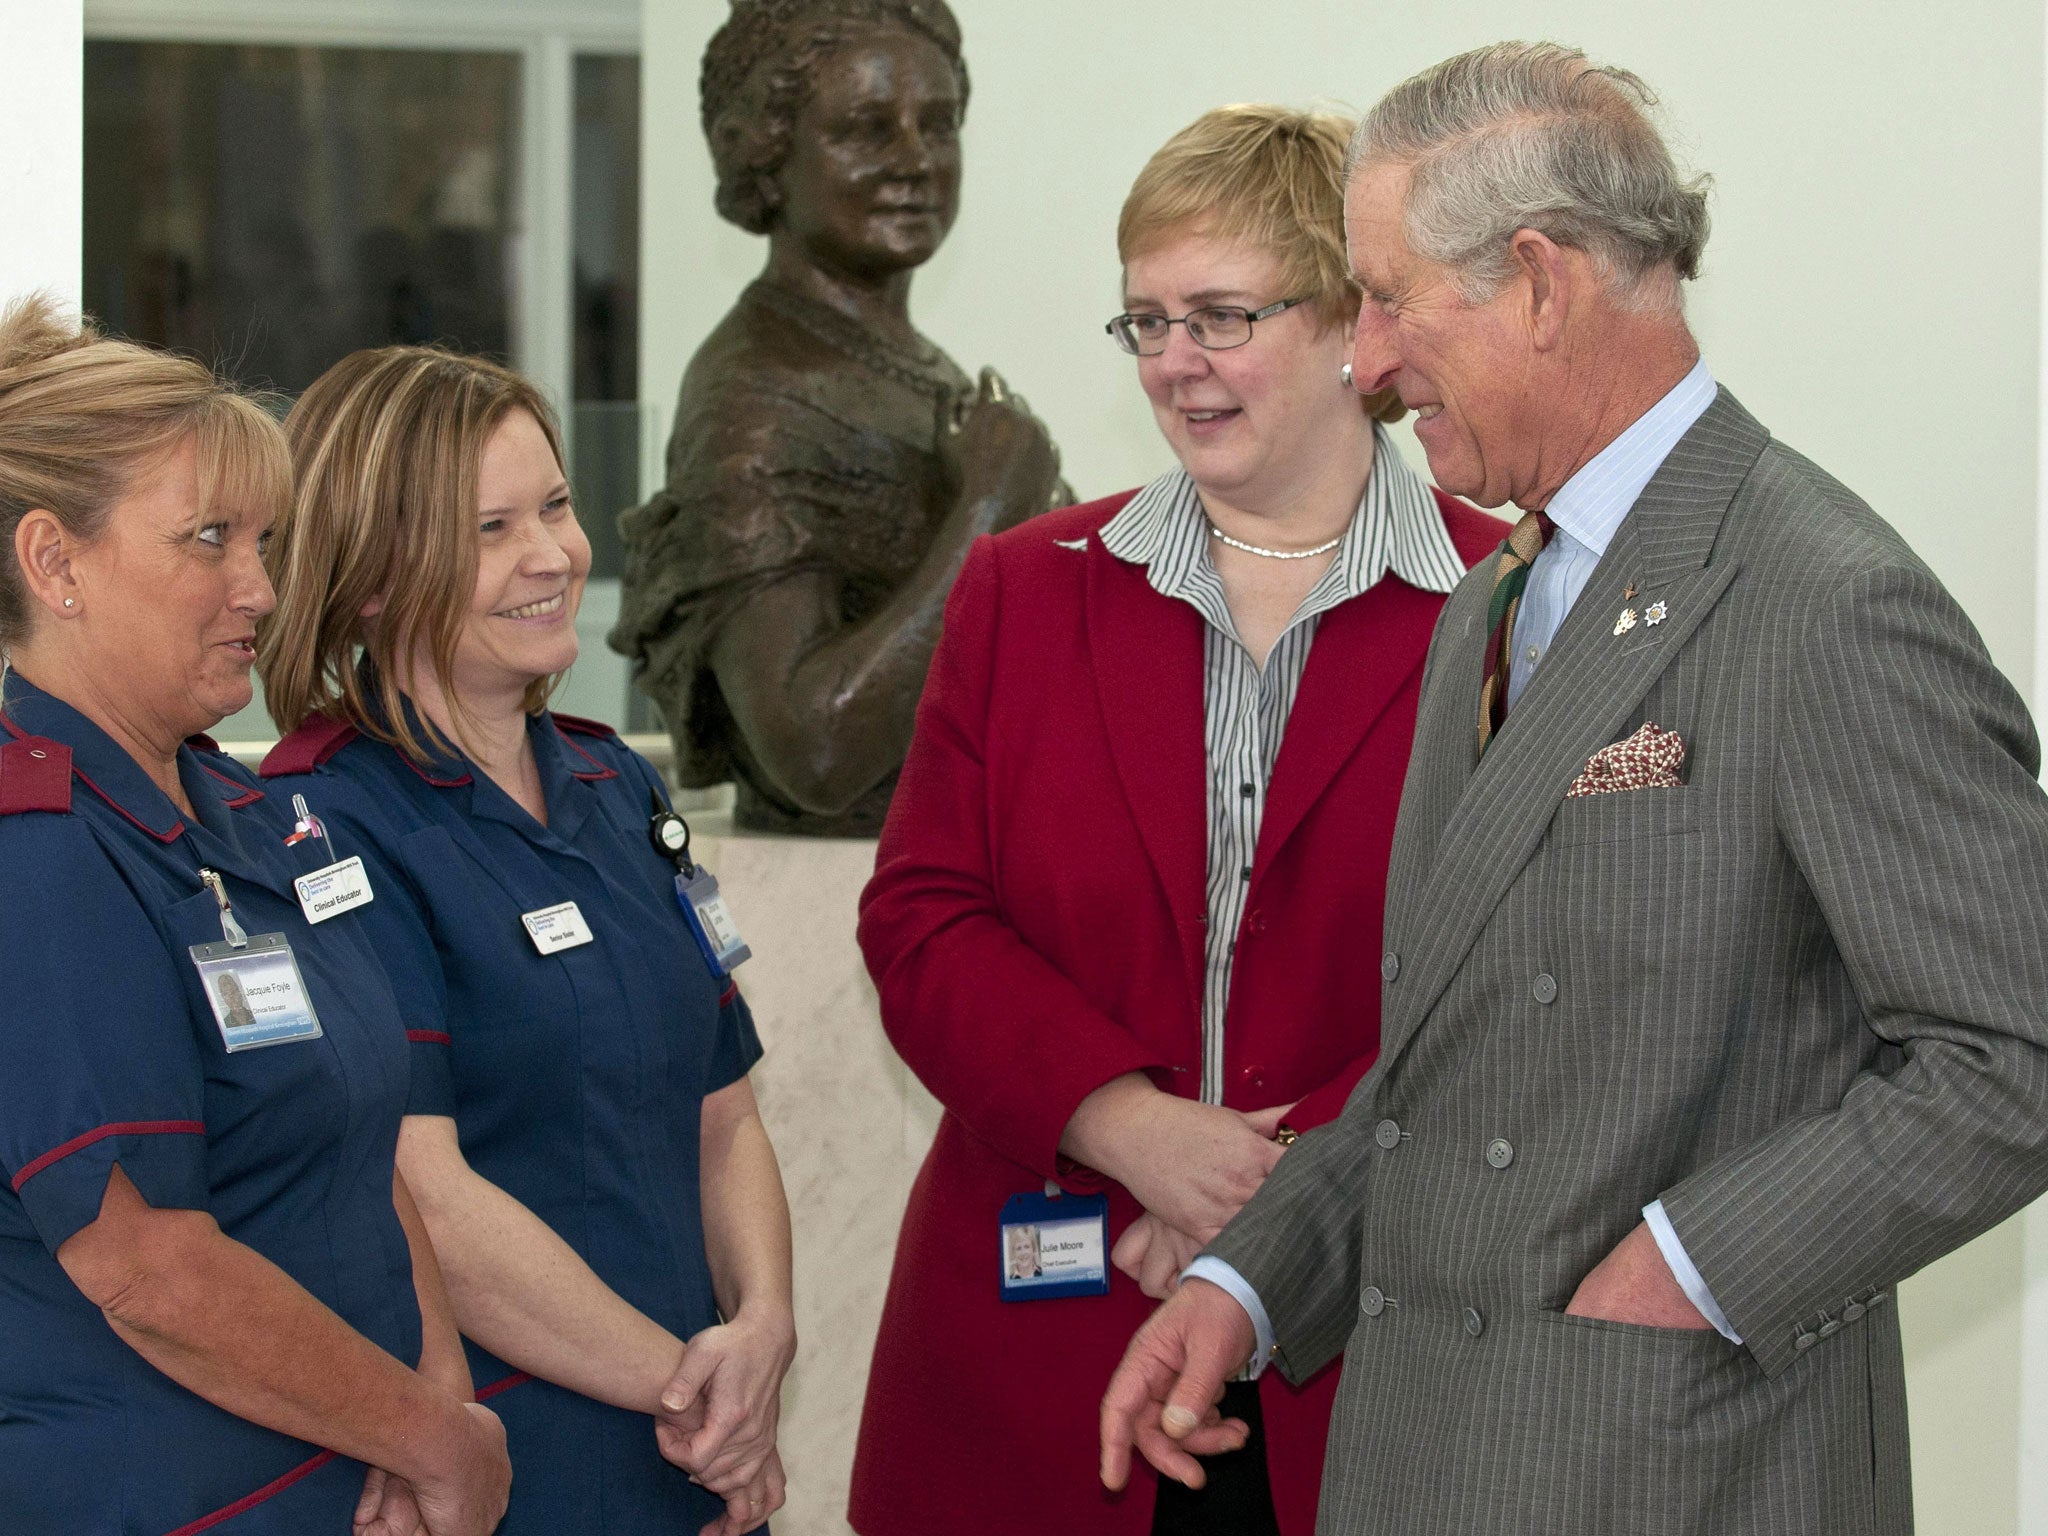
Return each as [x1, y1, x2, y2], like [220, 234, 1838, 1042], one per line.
[1541, 357, 1717, 559]
[0, 668, 264, 843]
[1100, 420, 1466, 601]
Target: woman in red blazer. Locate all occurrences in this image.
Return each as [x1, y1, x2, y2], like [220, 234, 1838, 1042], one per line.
[851, 107, 1503, 1536]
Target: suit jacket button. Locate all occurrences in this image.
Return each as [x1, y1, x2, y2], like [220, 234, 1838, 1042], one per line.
[1531, 973, 1558, 1004]
[1841, 1301, 1866, 1322]
[1360, 1286, 1386, 1317]
[1818, 1319, 1843, 1338]
[1867, 1291, 1889, 1309]
[1794, 1331, 1819, 1351]
[1374, 1119, 1403, 1150]
[1485, 1137, 1515, 1170]
[1382, 952, 1401, 983]
[1463, 1307, 1485, 1338]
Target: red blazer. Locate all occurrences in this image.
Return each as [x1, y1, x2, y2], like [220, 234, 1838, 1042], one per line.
[850, 489, 1502, 1535]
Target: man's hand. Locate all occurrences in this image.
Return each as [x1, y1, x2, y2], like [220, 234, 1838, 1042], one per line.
[1100, 1278, 1257, 1492]
[1565, 1221, 1712, 1329]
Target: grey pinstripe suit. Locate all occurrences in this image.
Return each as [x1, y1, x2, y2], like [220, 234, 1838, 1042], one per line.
[1206, 388, 2048, 1533]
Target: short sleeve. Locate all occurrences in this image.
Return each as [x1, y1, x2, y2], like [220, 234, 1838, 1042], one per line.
[308, 791, 455, 1118]
[707, 984, 765, 1093]
[0, 816, 211, 1250]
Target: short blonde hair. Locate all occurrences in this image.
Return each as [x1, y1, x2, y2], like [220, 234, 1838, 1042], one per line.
[1118, 104, 1403, 423]
[259, 346, 567, 764]
[0, 294, 290, 650]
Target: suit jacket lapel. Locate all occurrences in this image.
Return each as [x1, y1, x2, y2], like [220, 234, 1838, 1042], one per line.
[1086, 542, 1209, 1008]
[1378, 389, 1769, 1070]
[1254, 576, 1442, 877]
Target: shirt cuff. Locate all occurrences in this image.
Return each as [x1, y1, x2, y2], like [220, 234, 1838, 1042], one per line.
[1181, 1256, 1277, 1378]
[1643, 1198, 1743, 1343]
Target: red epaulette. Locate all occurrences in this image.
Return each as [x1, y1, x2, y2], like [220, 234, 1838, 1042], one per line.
[551, 712, 620, 739]
[259, 713, 362, 778]
[0, 736, 73, 814]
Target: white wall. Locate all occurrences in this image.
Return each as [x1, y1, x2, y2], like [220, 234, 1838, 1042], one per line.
[1, 1, 84, 310]
[644, 2, 2047, 1530]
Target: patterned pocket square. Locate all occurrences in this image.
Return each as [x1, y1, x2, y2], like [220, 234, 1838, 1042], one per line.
[1567, 722, 1686, 798]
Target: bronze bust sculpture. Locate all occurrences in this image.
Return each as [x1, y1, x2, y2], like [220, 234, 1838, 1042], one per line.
[612, 0, 1068, 836]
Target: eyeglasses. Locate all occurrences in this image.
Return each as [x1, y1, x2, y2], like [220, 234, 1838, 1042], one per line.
[1104, 296, 1310, 356]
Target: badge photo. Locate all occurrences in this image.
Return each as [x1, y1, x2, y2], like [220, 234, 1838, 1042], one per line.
[997, 1187, 1110, 1302]
[190, 934, 325, 1052]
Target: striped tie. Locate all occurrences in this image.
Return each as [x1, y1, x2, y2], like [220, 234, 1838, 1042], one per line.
[1476, 510, 1555, 756]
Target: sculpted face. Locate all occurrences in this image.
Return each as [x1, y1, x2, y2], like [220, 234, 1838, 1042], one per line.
[774, 28, 963, 279]
[450, 408, 590, 704]
[1344, 159, 1543, 509]
[1123, 230, 1357, 515]
[65, 433, 276, 740]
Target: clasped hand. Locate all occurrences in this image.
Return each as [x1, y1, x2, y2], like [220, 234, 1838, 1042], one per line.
[654, 1309, 796, 1536]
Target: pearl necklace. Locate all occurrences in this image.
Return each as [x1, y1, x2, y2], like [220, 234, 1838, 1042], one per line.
[1209, 524, 1343, 560]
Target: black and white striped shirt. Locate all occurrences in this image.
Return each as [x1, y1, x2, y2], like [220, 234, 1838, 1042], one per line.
[1099, 422, 1466, 1105]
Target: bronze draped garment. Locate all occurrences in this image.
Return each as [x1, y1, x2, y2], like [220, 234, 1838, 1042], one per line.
[611, 279, 973, 837]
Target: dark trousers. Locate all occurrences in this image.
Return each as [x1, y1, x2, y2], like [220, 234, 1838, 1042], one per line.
[1148, 1380, 1282, 1536]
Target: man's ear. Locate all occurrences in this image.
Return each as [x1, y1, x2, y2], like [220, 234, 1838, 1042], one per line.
[1507, 227, 1576, 352]
[15, 509, 82, 617]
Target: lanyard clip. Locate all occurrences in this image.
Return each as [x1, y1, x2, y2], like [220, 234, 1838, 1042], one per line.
[199, 868, 250, 949]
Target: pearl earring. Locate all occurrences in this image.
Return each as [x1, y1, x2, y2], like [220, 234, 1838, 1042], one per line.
[1341, 364, 1354, 389]
[62, 598, 75, 608]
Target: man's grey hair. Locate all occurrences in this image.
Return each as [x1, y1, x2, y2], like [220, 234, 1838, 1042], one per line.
[1351, 42, 1711, 309]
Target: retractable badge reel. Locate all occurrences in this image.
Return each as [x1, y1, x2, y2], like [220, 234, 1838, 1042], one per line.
[649, 794, 751, 978]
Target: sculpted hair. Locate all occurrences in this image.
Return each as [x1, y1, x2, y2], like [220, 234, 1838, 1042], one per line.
[1355, 41, 1712, 308]
[259, 346, 566, 763]
[1118, 104, 1404, 424]
[701, 0, 968, 234]
[0, 294, 289, 652]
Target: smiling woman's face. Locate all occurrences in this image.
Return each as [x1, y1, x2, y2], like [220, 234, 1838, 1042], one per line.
[450, 408, 589, 704]
[773, 27, 963, 280]
[65, 432, 276, 740]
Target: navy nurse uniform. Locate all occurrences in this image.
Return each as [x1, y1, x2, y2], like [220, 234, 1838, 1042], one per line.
[262, 704, 764, 1536]
[0, 673, 419, 1536]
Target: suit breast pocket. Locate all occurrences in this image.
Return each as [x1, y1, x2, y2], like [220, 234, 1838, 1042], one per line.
[1544, 786, 1699, 849]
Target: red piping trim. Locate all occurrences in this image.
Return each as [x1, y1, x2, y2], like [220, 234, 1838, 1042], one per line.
[406, 1029, 453, 1046]
[475, 1370, 532, 1402]
[399, 752, 472, 789]
[199, 761, 264, 809]
[162, 1450, 337, 1536]
[719, 982, 740, 1007]
[12, 1120, 205, 1192]
[554, 724, 620, 783]
[0, 712, 185, 840]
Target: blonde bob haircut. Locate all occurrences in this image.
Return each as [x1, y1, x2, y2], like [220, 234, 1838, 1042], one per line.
[1117, 104, 1404, 424]
[260, 346, 568, 765]
[0, 294, 290, 651]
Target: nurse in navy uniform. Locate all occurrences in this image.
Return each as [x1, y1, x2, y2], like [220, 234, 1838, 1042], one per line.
[0, 298, 510, 1535]
[259, 345, 794, 1536]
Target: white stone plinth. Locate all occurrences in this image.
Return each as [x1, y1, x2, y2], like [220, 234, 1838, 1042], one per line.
[695, 824, 939, 1536]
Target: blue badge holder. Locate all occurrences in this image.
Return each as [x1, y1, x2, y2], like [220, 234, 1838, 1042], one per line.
[998, 1187, 1110, 1302]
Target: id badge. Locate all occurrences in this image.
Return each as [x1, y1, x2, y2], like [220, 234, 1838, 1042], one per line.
[294, 855, 373, 925]
[998, 1186, 1110, 1302]
[521, 900, 595, 954]
[189, 934, 324, 1052]
[674, 869, 752, 977]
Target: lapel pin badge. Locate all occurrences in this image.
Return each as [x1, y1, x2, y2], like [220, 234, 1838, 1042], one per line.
[1644, 600, 1669, 627]
[1613, 607, 1639, 637]
[1623, 582, 1639, 600]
